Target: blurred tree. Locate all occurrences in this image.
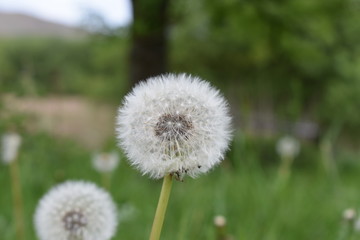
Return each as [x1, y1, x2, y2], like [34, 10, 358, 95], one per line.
[129, 0, 169, 86]
[1, 0, 359, 142]
[81, 11, 112, 35]
[170, 0, 360, 138]
[0, 36, 128, 101]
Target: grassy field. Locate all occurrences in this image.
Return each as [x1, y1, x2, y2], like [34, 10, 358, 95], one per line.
[0, 132, 360, 240]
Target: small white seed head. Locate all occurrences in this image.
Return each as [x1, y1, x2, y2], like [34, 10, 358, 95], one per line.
[343, 208, 356, 221]
[214, 215, 227, 227]
[1, 132, 22, 164]
[354, 218, 360, 231]
[276, 135, 300, 159]
[92, 152, 120, 173]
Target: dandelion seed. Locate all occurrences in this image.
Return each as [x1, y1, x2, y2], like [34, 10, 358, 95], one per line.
[1, 133, 22, 164]
[34, 181, 118, 240]
[116, 73, 232, 179]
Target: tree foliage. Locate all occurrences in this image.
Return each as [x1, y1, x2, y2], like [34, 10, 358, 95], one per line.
[0, 0, 359, 138]
[0, 35, 129, 101]
[170, 0, 360, 136]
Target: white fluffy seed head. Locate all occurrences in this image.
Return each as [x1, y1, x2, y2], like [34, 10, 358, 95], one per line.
[354, 218, 360, 231]
[34, 181, 118, 240]
[276, 135, 300, 159]
[343, 208, 356, 221]
[116, 73, 232, 179]
[92, 152, 120, 173]
[1, 133, 22, 164]
[214, 215, 227, 227]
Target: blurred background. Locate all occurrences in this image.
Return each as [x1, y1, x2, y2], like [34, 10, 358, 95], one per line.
[0, 0, 360, 239]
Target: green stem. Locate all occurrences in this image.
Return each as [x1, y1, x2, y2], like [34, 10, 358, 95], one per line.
[278, 156, 293, 178]
[149, 174, 173, 240]
[215, 225, 227, 240]
[102, 172, 111, 190]
[10, 159, 25, 240]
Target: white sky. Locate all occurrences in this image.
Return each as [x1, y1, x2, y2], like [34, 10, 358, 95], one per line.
[0, 0, 132, 27]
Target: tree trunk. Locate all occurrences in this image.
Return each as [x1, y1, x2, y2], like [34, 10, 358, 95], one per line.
[129, 0, 169, 87]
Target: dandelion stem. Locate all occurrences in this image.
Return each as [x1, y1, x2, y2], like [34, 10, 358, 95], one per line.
[10, 159, 25, 240]
[102, 172, 111, 190]
[149, 174, 173, 240]
[278, 156, 293, 179]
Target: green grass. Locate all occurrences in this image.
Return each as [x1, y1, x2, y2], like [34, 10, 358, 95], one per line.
[0, 132, 360, 240]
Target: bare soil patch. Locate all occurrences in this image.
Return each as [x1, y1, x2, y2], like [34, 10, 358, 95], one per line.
[2, 95, 117, 149]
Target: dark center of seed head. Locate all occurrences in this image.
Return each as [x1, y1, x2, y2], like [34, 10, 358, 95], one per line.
[62, 211, 87, 232]
[154, 113, 193, 141]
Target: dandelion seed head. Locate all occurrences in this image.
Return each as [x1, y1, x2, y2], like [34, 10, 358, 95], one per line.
[276, 135, 300, 159]
[92, 152, 120, 173]
[1, 133, 21, 164]
[214, 215, 227, 227]
[116, 73, 232, 179]
[343, 208, 356, 221]
[354, 218, 360, 231]
[34, 181, 118, 240]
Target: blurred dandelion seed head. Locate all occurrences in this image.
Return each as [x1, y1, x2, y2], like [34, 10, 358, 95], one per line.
[34, 181, 118, 240]
[343, 208, 356, 221]
[276, 136, 300, 159]
[1, 132, 22, 164]
[214, 215, 227, 227]
[116, 73, 232, 179]
[354, 218, 360, 231]
[92, 152, 120, 173]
